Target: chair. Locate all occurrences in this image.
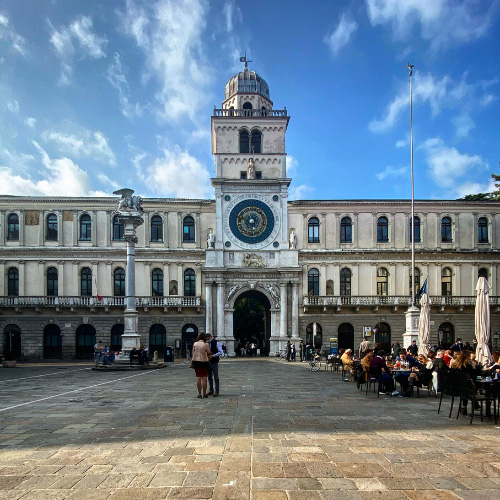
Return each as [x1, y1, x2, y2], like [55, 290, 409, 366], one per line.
[437, 369, 462, 418]
[455, 372, 498, 425]
[356, 366, 368, 392]
[366, 366, 384, 397]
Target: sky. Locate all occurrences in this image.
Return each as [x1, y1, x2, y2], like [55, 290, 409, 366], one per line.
[1, 0, 499, 201]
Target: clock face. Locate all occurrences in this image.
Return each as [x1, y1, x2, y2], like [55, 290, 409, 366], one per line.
[228, 199, 276, 245]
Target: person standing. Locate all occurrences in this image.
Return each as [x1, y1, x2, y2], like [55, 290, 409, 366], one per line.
[94, 340, 104, 366]
[359, 336, 372, 358]
[450, 338, 464, 353]
[286, 340, 291, 361]
[291, 342, 296, 362]
[299, 340, 305, 362]
[392, 341, 401, 359]
[206, 333, 223, 397]
[409, 340, 418, 357]
[192, 333, 212, 398]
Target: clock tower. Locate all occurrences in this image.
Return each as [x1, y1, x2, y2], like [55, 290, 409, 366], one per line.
[204, 59, 301, 355]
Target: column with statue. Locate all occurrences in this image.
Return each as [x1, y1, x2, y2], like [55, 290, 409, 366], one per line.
[113, 188, 144, 362]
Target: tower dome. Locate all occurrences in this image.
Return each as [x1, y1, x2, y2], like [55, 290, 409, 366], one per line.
[224, 65, 270, 101]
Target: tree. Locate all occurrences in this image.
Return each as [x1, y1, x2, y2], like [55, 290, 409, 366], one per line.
[459, 162, 500, 200]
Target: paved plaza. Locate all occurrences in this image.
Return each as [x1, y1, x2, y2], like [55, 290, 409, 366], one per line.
[0, 358, 499, 500]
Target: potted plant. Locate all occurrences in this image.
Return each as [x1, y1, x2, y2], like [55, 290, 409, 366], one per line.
[2, 351, 17, 368]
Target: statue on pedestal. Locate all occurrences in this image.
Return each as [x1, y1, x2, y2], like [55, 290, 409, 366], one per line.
[289, 230, 297, 249]
[114, 188, 144, 215]
[207, 231, 215, 248]
[247, 158, 255, 179]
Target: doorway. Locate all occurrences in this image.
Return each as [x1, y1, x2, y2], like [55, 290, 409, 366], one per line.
[75, 324, 96, 360]
[182, 324, 198, 357]
[338, 323, 354, 352]
[43, 324, 62, 359]
[4, 325, 21, 359]
[233, 290, 271, 355]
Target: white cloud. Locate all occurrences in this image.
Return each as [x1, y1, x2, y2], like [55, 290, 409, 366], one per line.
[376, 165, 408, 180]
[0, 148, 35, 174]
[369, 71, 496, 133]
[42, 129, 116, 166]
[366, 0, 495, 50]
[107, 52, 144, 121]
[455, 179, 496, 199]
[289, 184, 314, 201]
[223, 0, 242, 33]
[97, 173, 120, 190]
[6, 100, 19, 113]
[144, 146, 212, 198]
[25, 117, 36, 128]
[118, 0, 211, 124]
[49, 16, 107, 85]
[324, 12, 358, 57]
[422, 137, 488, 189]
[452, 113, 475, 138]
[0, 143, 105, 196]
[0, 12, 26, 55]
[286, 155, 298, 177]
[395, 134, 409, 148]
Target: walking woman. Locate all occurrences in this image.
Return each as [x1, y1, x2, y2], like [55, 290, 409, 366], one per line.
[192, 333, 212, 398]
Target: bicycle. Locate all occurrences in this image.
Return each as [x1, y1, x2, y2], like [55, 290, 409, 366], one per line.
[309, 353, 322, 371]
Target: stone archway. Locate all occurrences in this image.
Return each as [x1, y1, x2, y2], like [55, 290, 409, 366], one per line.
[233, 290, 271, 355]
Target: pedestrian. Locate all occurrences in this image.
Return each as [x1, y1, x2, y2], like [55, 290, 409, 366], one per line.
[94, 340, 104, 366]
[291, 342, 296, 361]
[392, 341, 401, 358]
[472, 337, 478, 353]
[129, 346, 140, 365]
[206, 333, 223, 397]
[450, 338, 464, 353]
[222, 343, 227, 357]
[408, 340, 418, 357]
[286, 340, 291, 361]
[191, 333, 211, 398]
[359, 336, 372, 358]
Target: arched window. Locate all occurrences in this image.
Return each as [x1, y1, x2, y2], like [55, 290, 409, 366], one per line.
[184, 268, 196, 296]
[47, 267, 58, 296]
[409, 216, 420, 243]
[152, 268, 164, 297]
[81, 268, 92, 297]
[439, 322, 455, 348]
[441, 216, 452, 242]
[478, 217, 488, 243]
[251, 129, 261, 154]
[308, 217, 320, 243]
[7, 268, 19, 296]
[374, 322, 391, 351]
[239, 129, 250, 153]
[242, 102, 253, 115]
[340, 216, 352, 243]
[46, 213, 58, 241]
[114, 268, 125, 296]
[261, 106, 267, 117]
[340, 268, 351, 296]
[409, 268, 420, 297]
[113, 215, 124, 241]
[308, 268, 319, 296]
[151, 215, 163, 242]
[306, 323, 322, 350]
[478, 268, 488, 279]
[377, 267, 388, 296]
[377, 216, 388, 242]
[79, 214, 91, 241]
[183, 216, 195, 243]
[441, 267, 452, 296]
[111, 324, 123, 351]
[7, 213, 19, 240]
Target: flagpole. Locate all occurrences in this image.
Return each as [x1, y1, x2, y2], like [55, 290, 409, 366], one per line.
[406, 63, 415, 306]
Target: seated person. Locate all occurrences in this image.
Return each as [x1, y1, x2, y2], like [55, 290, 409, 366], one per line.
[130, 347, 140, 365]
[341, 349, 354, 371]
[483, 351, 500, 378]
[394, 351, 423, 391]
[442, 349, 453, 367]
[369, 350, 399, 396]
[139, 345, 149, 365]
[403, 354, 434, 396]
[432, 350, 447, 371]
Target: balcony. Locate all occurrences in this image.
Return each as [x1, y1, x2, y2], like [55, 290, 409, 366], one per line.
[302, 295, 495, 313]
[0, 296, 202, 313]
[213, 108, 287, 118]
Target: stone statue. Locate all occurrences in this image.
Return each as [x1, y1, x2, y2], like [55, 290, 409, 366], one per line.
[266, 284, 280, 302]
[114, 188, 144, 215]
[243, 253, 265, 268]
[226, 284, 239, 301]
[207, 231, 215, 248]
[289, 230, 297, 249]
[247, 158, 255, 179]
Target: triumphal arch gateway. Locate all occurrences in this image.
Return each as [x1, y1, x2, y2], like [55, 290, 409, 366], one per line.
[1, 61, 499, 360]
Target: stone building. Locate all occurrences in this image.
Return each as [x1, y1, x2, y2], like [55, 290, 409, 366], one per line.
[1, 63, 499, 360]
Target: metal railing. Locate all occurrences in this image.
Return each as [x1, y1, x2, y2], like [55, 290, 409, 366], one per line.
[0, 295, 201, 308]
[303, 295, 489, 307]
[213, 108, 287, 117]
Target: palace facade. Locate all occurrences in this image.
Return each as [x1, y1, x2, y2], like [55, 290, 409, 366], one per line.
[1, 64, 499, 360]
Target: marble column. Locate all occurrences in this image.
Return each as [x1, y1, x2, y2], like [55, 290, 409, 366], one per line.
[280, 283, 288, 341]
[206, 281, 213, 335]
[291, 283, 300, 340]
[216, 282, 225, 338]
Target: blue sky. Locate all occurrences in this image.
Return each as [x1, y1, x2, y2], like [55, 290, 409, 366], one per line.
[1, 0, 499, 201]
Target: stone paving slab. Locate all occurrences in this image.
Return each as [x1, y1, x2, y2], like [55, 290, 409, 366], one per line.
[1, 358, 500, 499]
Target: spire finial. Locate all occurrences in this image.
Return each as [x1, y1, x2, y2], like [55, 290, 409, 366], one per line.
[239, 54, 252, 71]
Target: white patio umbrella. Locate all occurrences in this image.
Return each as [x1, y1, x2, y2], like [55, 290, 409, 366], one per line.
[418, 293, 432, 356]
[475, 276, 492, 366]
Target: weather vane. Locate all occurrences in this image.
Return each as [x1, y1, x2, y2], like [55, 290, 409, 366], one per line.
[406, 62, 414, 77]
[239, 54, 252, 71]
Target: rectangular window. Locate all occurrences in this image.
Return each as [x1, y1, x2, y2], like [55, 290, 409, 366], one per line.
[255, 171, 262, 179]
[240, 172, 247, 179]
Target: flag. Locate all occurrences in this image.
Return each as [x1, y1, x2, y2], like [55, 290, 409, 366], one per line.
[416, 277, 428, 301]
[94, 275, 103, 301]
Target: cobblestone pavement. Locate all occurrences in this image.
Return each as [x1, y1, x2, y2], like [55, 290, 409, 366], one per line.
[1, 358, 499, 499]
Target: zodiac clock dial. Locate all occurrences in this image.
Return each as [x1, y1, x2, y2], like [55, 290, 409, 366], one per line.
[228, 199, 275, 245]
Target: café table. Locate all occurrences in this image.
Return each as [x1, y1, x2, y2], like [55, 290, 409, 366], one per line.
[474, 377, 497, 418]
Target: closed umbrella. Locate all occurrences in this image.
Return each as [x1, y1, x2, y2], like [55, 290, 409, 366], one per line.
[418, 293, 432, 356]
[475, 277, 492, 366]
